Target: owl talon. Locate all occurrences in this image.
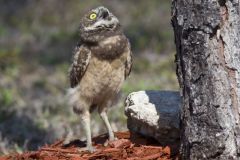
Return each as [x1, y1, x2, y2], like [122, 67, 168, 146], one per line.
[104, 136, 118, 147]
[78, 145, 96, 153]
[104, 139, 109, 147]
[109, 135, 117, 141]
[62, 137, 74, 146]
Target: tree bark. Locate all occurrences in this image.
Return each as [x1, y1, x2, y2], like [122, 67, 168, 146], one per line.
[171, 0, 240, 159]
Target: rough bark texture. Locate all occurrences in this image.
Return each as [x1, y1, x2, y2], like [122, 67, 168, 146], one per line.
[171, 0, 240, 159]
[125, 91, 180, 144]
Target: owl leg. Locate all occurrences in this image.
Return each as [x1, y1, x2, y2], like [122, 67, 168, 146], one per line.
[98, 108, 115, 141]
[80, 110, 95, 152]
[72, 103, 95, 153]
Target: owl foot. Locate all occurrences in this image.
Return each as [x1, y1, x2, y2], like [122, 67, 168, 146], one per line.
[103, 137, 118, 147]
[109, 136, 118, 141]
[78, 145, 96, 153]
[62, 137, 74, 146]
[62, 135, 78, 146]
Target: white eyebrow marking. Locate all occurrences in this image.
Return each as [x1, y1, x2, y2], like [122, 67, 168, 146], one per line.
[84, 16, 119, 31]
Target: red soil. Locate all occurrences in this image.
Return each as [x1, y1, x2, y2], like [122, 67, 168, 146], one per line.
[1, 131, 179, 160]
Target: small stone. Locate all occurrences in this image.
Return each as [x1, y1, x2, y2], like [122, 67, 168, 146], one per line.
[108, 139, 131, 148]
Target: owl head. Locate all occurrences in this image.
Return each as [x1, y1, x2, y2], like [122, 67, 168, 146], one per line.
[79, 6, 122, 43]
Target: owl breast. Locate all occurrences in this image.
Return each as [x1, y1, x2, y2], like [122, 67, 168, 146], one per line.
[78, 52, 126, 103]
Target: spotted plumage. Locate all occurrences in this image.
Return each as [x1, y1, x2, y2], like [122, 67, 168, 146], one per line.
[65, 6, 132, 152]
[69, 45, 91, 88]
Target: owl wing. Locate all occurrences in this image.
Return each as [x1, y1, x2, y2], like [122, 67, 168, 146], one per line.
[125, 41, 133, 79]
[69, 45, 91, 88]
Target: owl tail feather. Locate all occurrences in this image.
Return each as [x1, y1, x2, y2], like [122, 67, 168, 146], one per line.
[66, 86, 80, 107]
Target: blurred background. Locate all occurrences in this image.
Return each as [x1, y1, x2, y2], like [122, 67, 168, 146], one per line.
[0, 0, 178, 155]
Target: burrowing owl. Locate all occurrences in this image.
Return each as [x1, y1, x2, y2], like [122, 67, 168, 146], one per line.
[67, 6, 132, 152]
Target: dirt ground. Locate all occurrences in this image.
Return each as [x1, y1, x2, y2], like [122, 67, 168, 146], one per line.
[1, 131, 179, 160]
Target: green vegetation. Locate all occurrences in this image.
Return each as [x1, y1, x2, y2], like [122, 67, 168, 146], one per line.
[0, 0, 178, 154]
[0, 89, 14, 107]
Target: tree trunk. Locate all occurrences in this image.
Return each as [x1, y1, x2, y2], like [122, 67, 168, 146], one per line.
[171, 0, 240, 159]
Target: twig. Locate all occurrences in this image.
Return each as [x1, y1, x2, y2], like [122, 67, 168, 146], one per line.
[142, 152, 163, 160]
[50, 140, 64, 147]
[40, 147, 78, 154]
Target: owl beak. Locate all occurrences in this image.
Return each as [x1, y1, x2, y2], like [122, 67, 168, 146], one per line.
[102, 10, 109, 19]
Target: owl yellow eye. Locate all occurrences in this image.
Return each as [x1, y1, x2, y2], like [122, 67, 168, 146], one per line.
[89, 13, 97, 20]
